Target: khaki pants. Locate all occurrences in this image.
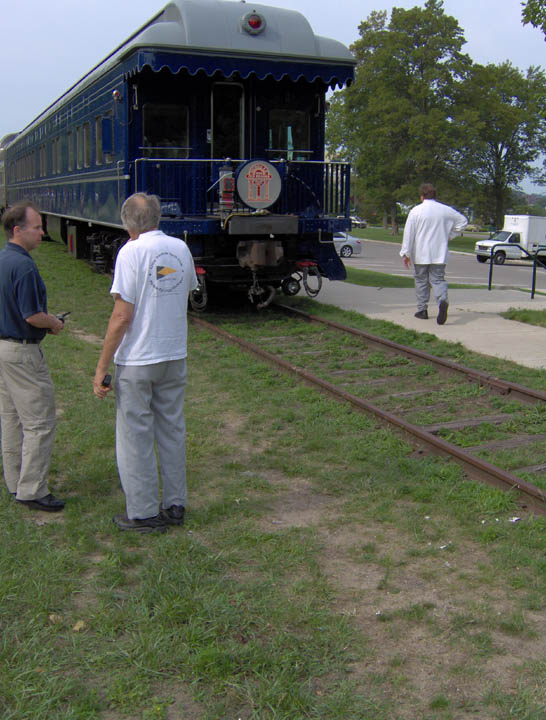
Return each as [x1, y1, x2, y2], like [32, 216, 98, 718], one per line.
[0, 341, 56, 500]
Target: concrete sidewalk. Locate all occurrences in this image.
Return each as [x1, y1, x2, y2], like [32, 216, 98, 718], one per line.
[313, 282, 546, 369]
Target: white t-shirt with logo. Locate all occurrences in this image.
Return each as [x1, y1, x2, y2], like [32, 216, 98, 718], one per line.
[111, 230, 198, 365]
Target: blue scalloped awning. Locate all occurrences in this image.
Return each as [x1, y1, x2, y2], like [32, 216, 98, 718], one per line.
[132, 49, 354, 89]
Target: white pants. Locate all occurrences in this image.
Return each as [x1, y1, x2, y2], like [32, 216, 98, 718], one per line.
[0, 341, 56, 500]
[115, 359, 188, 520]
[413, 264, 448, 311]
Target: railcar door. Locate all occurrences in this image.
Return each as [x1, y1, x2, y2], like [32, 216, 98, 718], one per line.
[211, 83, 244, 160]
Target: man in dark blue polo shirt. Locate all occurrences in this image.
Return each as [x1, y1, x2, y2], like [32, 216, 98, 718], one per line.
[0, 203, 65, 511]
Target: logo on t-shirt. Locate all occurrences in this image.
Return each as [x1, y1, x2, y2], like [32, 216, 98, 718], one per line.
[156, 265, 177, 279]
[148, 252, 184, 292]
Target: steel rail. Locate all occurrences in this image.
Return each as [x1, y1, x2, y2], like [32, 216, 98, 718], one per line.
[274, 303, 546, 405]
[191, 315, 546, 516]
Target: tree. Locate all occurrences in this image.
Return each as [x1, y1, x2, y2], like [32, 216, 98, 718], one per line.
[522, 0, 546, 37]
[453, 62, 546, 227]
[326, 0, 470, 232]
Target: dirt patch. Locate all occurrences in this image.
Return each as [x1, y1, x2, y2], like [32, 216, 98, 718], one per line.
[23, 509, 66, 526]
[261, 477, 340, 529]
[71, 552, 106, 612]
[219, 410, 271, 456]
[163, 683, 205, 720]
[69, 328, 104, 345]
[256, 478, 546, 718]
[96, 679, 204, 720]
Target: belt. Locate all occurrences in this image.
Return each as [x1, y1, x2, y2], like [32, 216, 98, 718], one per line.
[0, 337, 41, 344]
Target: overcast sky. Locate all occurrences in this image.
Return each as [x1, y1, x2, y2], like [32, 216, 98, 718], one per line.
[3, 0, 545, 188]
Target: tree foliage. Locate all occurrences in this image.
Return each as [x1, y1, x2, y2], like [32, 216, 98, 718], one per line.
[326, 0, 470, 231]
[326, 0, 546, 229]
[522, 0, 546, 36]
[453, 63, 546, 227]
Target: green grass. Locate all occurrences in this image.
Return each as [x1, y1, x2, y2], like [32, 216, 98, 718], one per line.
[353, 225, 482, 254]
[345, 267, 416, 288]
[344, 266, 487, 290]
[502, 306, 546, 328]
[1, 237, 545, 719]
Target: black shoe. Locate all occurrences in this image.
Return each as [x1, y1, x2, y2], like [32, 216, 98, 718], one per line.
[437, 300, 448, 325]
[414, 309, 428, 319]
[161, 505, 185, 526]
[16, 493, 65, 512]
[113, 514, 168, 533]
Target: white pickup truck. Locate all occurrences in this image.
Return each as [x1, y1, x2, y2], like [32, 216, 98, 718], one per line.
[475, 215, 546, 265]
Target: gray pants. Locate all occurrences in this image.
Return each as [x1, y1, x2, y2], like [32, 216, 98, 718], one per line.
[115, 358, 188, 520]
[413, 264, 448, 312]
[0, 341, 56, 500]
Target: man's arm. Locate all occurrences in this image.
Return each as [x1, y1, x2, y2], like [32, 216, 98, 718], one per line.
[452, 210, 468, 235]
[93, 296, 134, 398]
[400, 212, 415, 267]
[26, 312, 64, 334]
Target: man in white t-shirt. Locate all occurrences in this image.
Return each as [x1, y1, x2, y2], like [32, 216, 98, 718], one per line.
[400, 183, 467, 325]
[93, 193, 198, 533]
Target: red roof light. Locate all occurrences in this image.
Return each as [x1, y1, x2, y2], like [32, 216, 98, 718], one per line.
[241, 10, 266, 35]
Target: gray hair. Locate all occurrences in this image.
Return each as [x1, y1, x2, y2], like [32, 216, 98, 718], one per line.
[120, 193, 161, 234]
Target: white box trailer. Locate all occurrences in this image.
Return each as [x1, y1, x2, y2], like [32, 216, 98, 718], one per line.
[475, 215, 546, 265]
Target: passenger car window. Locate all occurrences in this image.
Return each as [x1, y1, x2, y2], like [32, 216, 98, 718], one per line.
[83, 123, 91, 167]
[142, 104, 189, 159]
[67, 131, 74, 171]
[268, 110, 310, 160]
[212, 84, 243, 160]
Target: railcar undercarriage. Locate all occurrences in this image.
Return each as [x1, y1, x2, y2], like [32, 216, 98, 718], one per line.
[189, 236, 325, 311]
[47, 219, 334, 313]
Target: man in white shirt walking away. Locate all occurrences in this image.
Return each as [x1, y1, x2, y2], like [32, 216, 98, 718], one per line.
[400, 183, 467, 325]
[93, 193, 198, 533]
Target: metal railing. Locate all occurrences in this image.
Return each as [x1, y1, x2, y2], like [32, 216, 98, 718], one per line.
[487, 243, 546, 298]
[132, 158, 351, 218]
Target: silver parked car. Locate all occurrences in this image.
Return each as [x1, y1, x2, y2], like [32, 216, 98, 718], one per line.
[333, 232, 362, 258]
[350, 215, 367, 228]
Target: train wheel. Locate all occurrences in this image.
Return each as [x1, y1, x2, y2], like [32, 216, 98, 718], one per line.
[190, 278, 208, 311]
[281, 276, 301, 296]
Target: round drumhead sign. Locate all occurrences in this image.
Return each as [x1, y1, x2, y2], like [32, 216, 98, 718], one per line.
[236, 160, 282, 210]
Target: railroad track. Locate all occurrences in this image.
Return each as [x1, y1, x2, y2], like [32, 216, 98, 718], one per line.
[190, 305, 546, 515]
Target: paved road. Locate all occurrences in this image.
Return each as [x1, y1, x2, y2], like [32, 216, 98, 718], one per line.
[345, 238, 546, 292]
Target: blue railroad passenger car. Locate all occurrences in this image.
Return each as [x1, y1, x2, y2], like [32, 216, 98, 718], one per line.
[4, 0, 355, 309]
